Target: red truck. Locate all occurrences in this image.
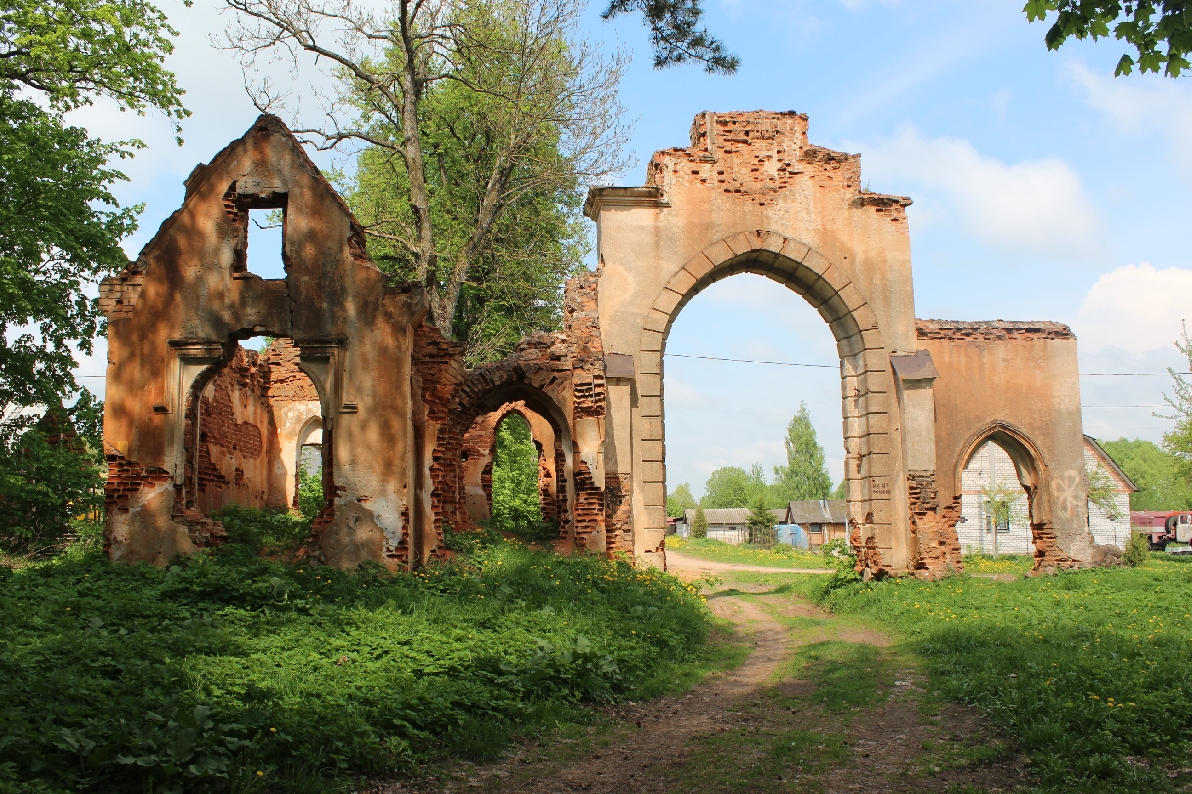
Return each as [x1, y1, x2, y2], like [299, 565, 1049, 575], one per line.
[1132, 510, 1192, 551]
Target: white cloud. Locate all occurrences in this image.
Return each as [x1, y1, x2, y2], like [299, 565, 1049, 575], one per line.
[856, 126, 1099, 258]
[1064, 61, 1192, 178]
[1076, 263, 1192, 355]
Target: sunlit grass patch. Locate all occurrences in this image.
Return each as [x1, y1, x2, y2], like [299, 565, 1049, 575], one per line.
[667, 536, 826, 568]
[819, 557, 1192, 793]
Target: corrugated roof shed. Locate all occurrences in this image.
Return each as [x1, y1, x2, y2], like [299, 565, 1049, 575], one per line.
[683, 508, 752, 525]
[786, 500, 848, 525]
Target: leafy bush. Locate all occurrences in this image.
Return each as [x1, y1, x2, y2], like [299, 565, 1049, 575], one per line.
[211, 504, 313, 556]
[816, 538, 860, 596]
[491, 414, 544, 536]
[297, 466, 324, 519]
[0, 532, 710, 791]
[0, 397, 104, 558]
[1122, 531, 1150, 567]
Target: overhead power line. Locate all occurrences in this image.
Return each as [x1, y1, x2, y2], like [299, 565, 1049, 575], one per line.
[664, 353, 835, 369]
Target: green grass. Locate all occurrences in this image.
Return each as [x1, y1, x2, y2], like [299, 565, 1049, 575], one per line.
[0, 515, 713, 793]
[960, 554, 1034, 576]
[667, 536, 827, 568]
[819, 554, 1192, 793]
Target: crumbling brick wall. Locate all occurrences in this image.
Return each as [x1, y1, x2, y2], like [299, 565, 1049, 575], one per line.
[412, 270, 608, 556]
[183, 346, 281, 515]
[907, 472, 963, 579]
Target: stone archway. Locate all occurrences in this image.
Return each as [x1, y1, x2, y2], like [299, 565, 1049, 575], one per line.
[460, 401, 560, 527]
[637, 231, 898, 571]
[954, 421, 1084, 571]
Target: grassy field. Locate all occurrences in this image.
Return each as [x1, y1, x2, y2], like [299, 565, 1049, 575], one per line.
[961, 553, 1035, 576]
[813, 554, 1192, 792]
[0, 511, 713, 794]
[666, 536, 827, 568]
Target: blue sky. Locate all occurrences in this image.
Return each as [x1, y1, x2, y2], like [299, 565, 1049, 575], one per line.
[69, 0, 1192, 499]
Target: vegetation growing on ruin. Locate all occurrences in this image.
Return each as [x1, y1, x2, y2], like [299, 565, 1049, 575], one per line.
[814, 556, 1192, 792]
[0, 523, 711, 792]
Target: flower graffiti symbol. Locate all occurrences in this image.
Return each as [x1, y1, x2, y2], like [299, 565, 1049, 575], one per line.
[1051, 469, 1082, 519]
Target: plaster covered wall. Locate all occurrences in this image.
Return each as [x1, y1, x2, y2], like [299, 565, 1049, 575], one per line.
[920, 320, 1093, 571]
[100, 115, 426, 569]
[587, 111, 921, 572]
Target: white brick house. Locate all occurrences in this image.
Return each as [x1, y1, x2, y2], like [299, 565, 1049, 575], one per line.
[958, 436, 1136, 554]
[1083, 436, 1136, 548]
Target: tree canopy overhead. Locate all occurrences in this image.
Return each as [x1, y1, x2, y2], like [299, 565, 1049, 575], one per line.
[1025, 0, 1192, 76]
[0, 0, 186, 408]
[601, 0, 737, 73]
[224, 0, 630, 358]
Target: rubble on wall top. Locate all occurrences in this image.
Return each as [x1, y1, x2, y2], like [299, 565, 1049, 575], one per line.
[916, 319, 1075, 341]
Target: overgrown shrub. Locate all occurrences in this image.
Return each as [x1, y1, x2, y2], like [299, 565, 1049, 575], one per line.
[1122, 531, 1150, 567]
[0, 397, 104, 558]
[296, 466, 324, 519]
[0, 527, 710, 791]
[816, 538, 861, 596]
[491, 413, 543, 535]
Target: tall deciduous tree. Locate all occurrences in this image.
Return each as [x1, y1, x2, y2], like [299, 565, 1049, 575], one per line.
[772, 402, 832, 503]
[666, 481, 696, 518]
[1025, 1, 1192, 77]
[0, 0, 186, 407]
[701, 463, 770, 508]
[1162, 324, 1192, 491]
[223, 0, 630, 350]
[1101, 437, 1192, 510]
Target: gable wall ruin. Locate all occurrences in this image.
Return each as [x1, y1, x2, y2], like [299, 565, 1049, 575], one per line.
[100, 111, 1098, 575]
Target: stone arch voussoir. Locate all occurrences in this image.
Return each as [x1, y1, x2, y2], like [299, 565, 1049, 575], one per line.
[638, 231, 897, 571]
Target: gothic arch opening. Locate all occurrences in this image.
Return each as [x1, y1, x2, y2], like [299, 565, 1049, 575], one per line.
[955, 423, 1046, 560]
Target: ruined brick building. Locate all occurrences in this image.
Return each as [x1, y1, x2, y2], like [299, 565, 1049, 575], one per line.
[100, 112, 1099, 576]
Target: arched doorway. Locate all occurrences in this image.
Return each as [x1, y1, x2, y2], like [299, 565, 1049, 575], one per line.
[180, 337, 328, 524]
[460, 401, 560, 531]
[954, 423, 1052, 567]
[630, 233, 902, 572]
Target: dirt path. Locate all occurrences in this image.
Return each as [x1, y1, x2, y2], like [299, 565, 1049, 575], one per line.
[665, 550, 832, 575]
[385, 565, 1026, 794]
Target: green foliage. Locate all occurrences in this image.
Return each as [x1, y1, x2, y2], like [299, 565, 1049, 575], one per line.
[297, 466, 324, 520]
[1122, 531, 1150, 567]
[0, 402, 104, 557]
[831, 479, 847, 500]
[746, 497, 775, 547]
[1101, 438, 1192, 510]
[0, 532, 710, 791]
[816, 538, 861, 596]
[1087, 461, 1125, 521]
[1165, 325, 1192, 490]
[0, 0, 185, 407]
[491, 414, 544, 536]
[1025, 0, 1192, 77]
[691, 505, 708, 539]
[701, 463, 775, 508]
[820, 560, 1192, 792]
[600, 0, 738, 73]
[212, 504, 312, 557]
[771, 402, 832, 504]
[666, 482, 697, 518]
[346, 74, 588, 365]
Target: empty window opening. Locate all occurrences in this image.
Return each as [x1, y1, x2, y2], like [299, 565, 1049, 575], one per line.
[245, 208, 286, 281]
[184, 337, 326, 528]
[490, 413, 543, 535]
[959, 440, 1032, 558]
